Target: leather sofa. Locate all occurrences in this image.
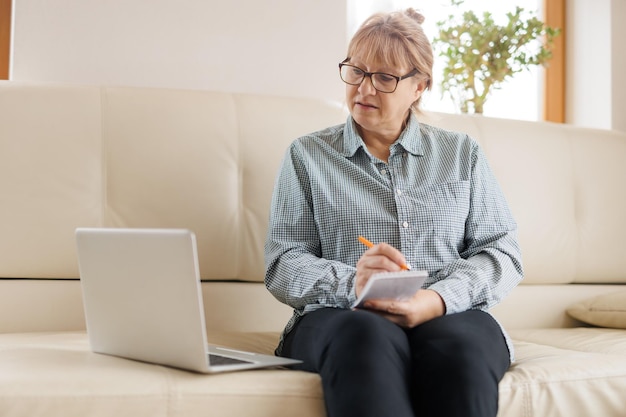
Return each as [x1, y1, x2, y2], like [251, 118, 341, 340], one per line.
[1, 81, 625, 417]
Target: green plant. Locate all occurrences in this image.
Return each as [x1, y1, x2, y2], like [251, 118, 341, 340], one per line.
[433, 0, 560, 114]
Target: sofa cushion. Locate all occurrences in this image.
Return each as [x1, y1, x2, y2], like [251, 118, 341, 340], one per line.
[0, 332, 325, 417]
[502, 328, 626, 417]
[566, 290, 626, 328]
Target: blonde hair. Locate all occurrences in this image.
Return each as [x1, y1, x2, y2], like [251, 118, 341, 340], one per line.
[346, 9, 433, 111]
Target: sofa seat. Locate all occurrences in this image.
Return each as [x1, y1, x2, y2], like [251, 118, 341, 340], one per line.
[0, 332, 325, 417]
[2, 329, 625, 417]
[502, 329, 626, 417]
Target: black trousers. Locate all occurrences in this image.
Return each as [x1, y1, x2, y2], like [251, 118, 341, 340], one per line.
[282, 308, 510, 417]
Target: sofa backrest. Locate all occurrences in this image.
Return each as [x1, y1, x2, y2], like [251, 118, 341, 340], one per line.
[0, 82, 346, 281]
[1, 82, 625, 285]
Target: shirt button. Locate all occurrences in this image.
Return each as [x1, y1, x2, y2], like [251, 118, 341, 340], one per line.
[397, 189, 403, 196]
[380, 169, 387, 176]
[402, 221, 409, 228]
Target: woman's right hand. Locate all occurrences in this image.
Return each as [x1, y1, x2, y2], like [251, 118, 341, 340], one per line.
[355, 242, 409, 298]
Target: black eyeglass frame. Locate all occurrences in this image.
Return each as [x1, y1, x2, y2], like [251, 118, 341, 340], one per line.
[338, 58, 420, 93]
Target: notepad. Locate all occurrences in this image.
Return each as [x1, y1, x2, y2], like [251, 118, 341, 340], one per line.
[352, 270, 428, 309]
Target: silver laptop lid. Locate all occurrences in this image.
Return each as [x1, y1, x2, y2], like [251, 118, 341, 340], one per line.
[76, 228, 210, 372]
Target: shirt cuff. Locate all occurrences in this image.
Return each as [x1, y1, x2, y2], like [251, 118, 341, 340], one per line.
[426, 279, 472, 315]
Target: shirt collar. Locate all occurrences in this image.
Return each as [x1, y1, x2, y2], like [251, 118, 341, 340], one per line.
[342, 113, 424, 158]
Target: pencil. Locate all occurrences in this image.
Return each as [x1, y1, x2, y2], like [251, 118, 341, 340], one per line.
[357, 236, 411, 270]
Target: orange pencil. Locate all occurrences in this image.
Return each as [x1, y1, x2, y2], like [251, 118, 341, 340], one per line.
[358, 236, 411, 270]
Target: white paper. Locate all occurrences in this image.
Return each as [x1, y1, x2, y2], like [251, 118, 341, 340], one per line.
[352, 270, 428, 309]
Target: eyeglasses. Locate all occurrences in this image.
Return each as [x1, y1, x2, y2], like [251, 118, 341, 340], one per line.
[338, 59, 419, 93]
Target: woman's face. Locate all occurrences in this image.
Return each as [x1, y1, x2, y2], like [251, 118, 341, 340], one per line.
[345, 55, 425, 139]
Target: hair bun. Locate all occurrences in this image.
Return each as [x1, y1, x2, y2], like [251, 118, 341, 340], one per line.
[405, 8, 425, 25]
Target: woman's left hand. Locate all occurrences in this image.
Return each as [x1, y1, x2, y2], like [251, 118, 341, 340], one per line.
[362, 289, 446, 328]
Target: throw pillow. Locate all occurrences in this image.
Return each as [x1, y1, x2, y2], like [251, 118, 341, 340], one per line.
[567, 291, 626, 329]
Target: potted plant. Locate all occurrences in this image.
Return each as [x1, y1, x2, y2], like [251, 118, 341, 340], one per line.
[433, 0, 561, 114]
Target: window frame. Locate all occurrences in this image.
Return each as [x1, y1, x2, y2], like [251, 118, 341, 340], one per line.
[0, 0, 11, 80]
[543, 0, 566, 123]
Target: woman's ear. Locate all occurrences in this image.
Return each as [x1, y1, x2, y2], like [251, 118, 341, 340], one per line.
[413, 79, 428, 100]
[416, 79, 428, 94]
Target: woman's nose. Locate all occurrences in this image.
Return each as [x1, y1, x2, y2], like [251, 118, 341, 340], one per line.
[358, 75, 377, 95]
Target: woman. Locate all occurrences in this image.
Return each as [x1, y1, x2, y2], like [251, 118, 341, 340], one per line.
[265, 9, 523, 417]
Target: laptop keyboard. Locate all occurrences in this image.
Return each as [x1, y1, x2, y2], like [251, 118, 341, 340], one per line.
[209, 354, 254, 366]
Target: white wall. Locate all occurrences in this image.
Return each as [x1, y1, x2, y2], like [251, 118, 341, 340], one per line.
[566, 0, 626, 132]
[566, 0, 611, 130]
[9, 0, 626, 132]
[11, 0, 347, 102]
[610, 0, 626, 133]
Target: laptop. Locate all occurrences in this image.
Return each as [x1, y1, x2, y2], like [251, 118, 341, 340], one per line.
[75, 228, 301, 373]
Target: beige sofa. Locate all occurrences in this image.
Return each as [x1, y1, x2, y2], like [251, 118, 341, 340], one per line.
[1, 81, 625, 417]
